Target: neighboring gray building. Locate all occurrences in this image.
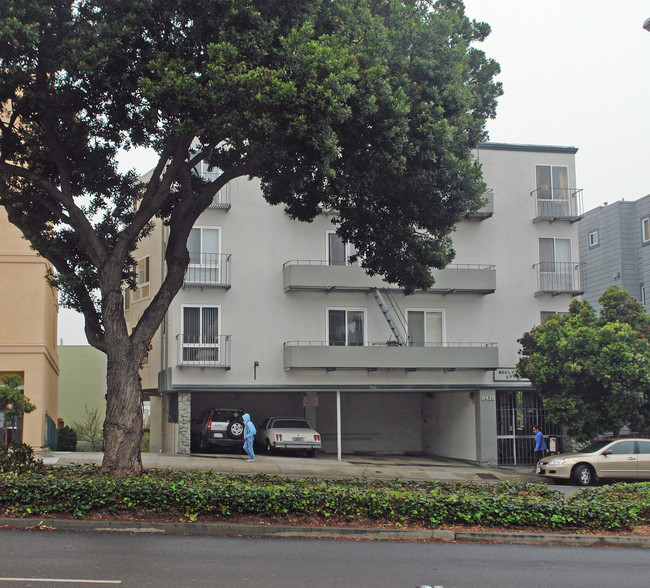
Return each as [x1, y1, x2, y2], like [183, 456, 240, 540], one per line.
[130, 142, 584, 465]
[579, 195, 650, 311]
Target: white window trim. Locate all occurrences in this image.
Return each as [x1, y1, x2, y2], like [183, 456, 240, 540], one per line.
[642, 217, 650, 244]
[189, 226, 221, 266]
[131, 256, 150, 303]
[588, 230, 599, 247]
[325, 230, 358, 265]
[535, 164, 570, 200]
[326, 307, 367, 345]
[405, 308, 446, 346]
[180, 304, 221, 362]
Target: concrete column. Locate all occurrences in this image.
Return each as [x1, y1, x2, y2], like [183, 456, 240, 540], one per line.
[475, 388, 498, 466]
[177, 391, 191, 454]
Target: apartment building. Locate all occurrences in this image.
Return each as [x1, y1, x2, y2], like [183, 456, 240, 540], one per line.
[579, 195, 650, 311]
[132, 142, 583, 465]
[0, 207, 59, 448]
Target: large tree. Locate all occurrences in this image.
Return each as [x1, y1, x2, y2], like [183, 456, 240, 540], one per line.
[0, 0, 501, 475]
[517, 287, 650, 442]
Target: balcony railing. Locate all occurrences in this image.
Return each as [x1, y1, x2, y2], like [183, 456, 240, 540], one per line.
[533, 261, 585, 296]
[283, 261, 496, 294]
[207, 185, 231, 210]
[283, 340, 498, 371]
[466, 189, 494, 220]
[176, 334, 231, 369]
[531, 188, 583, 222]
[184, 253, 231, 289]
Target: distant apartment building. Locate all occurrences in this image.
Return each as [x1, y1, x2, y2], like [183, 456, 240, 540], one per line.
[130, 142, 584, 465]
[579, 195, 650, 311]
[0, 207, 59, 448]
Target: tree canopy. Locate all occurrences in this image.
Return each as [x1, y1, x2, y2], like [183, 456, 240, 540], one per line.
[0, 0, 501, 474]
[517, 287, 650, 442]
[0, 374, 35, 445]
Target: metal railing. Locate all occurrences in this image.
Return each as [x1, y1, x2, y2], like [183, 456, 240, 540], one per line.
[283, 260, 494, 270]
[284, 340, 497, 348]
[533, 261, 584, 294]
[531, 187, 583, 219]
[184, 253, 231, 288]
[176, 334, 231, 368]
[207, 184, 231, 210]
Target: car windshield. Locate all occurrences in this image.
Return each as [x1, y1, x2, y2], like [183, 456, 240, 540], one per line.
[578, 440, 614, 453]
[272, 419, 311, 429]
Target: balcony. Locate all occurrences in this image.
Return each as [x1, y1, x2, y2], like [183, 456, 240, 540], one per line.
[283, 340, 498, 371]
[533, 261, 585, 296]
[183, 253, 231, 289]
[466, 189, 494, 220]
[207, 185, 231, 210]
[283, 262, 496, 294]
[176, 334, 231, 369]
[531, 188, 583, 223]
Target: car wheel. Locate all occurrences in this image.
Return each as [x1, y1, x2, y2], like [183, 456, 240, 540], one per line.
[228, 420, 244, 439]
[265, 439, 274, 455]
[572, 464, 594, 486]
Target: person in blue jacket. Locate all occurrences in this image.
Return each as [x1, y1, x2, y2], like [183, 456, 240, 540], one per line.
[242, 412, 256, 462]
[532, 425, 547, 463]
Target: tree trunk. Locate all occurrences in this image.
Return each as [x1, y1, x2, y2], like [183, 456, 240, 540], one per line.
[101, 347, 144, 476]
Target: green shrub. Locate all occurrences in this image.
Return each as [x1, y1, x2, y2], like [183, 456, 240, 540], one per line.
[0, 443, 44, 474]
[57, 425, 77, 451]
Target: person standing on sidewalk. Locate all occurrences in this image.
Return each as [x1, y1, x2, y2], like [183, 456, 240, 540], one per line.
[242, 412, 256, 462]
[532, 425, 547, 463]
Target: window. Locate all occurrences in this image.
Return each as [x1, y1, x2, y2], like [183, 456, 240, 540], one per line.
[610, 441, 635, 455]
[328, 309, 365, 346]
[131, 256, 150, 302]
[407, 310, 443, 346]
[327, 231, 358, 266]
[641, 284, 646, 309]
[181, 306, 220, 362]
[196, 161, 229, 207]
[642, 217, 650, 244]
[539, 238, 573, 290]
[588, 230, 599, 248]
[536, 165, 569, 216]
[540, 311, 568, 324]
[186, 227, 220, 282]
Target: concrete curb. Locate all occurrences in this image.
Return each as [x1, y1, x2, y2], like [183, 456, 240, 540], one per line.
[1, 518, 648, 547]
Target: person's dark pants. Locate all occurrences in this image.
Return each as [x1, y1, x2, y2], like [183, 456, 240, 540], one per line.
[534, 450, 545, 463]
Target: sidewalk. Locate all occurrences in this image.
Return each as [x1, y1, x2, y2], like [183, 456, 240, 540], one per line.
[35, 450, 540, 483]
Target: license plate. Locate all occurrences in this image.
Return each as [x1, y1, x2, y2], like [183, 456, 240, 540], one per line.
[292, 437, 304, 442]
[536, 466, 541, 474]
[214, 433, 223, 438]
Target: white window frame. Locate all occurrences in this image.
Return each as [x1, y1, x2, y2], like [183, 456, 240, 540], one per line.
[642, 217, 650, 244]
[588, 230, 599, 247]
[188, 226, 221, 271]
[326, 230, 359, 266]
[197, 161, 229, 207]
[326, 307, 367, 346]
[180, 304, 221, 363]
[405, 308, 446, 347]
[131, 256, 150, 303]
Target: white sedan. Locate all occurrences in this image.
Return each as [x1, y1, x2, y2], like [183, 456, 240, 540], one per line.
[257, 417, 322, 457]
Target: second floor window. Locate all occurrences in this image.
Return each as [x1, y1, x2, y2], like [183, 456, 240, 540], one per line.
[328, 309, 365, 346]
[407, 310, 443, 347]
[642, 218, 650, 244]
[539, 237, 573, 290]
[182, 306, 220, 362]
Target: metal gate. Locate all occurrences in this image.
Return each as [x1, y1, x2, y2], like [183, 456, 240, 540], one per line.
[44, 411, 58, 450]
[496, 390, 561, 465]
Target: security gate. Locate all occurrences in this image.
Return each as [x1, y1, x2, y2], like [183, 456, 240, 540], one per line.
[496, 390, 561, 465]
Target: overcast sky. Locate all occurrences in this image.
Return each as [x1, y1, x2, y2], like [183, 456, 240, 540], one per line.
[57, 1, 650, 345]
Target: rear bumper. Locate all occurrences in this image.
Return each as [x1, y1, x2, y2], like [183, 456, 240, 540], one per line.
[274, 443, 322, 451]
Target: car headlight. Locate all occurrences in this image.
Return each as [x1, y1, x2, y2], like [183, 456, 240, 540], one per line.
[547, 458, 570, 466]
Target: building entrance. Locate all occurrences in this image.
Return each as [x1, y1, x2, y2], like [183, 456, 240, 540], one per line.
[496, 390, 561, 465]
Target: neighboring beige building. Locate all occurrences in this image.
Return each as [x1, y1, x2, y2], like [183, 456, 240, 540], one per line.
[0, 206, 59, 448]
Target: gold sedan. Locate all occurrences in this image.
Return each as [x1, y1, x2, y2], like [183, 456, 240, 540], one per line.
[536, 438, 650, 486]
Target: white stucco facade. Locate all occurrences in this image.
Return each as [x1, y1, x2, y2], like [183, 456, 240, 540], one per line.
[133, 142, 583, 465]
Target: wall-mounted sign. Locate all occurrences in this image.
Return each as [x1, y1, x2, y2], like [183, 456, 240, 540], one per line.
[493, 368, 529, 383]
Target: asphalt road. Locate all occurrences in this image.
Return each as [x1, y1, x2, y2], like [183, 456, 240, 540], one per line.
[1, 529, 649, 588]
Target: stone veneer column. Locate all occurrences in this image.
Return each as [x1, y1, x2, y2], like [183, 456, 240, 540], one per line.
[178, 391, 191, 454]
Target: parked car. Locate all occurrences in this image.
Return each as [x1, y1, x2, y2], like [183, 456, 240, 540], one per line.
[536, 438, 650, 486]
[257, 417, 322, 457]
[191, 408, 245, 453]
